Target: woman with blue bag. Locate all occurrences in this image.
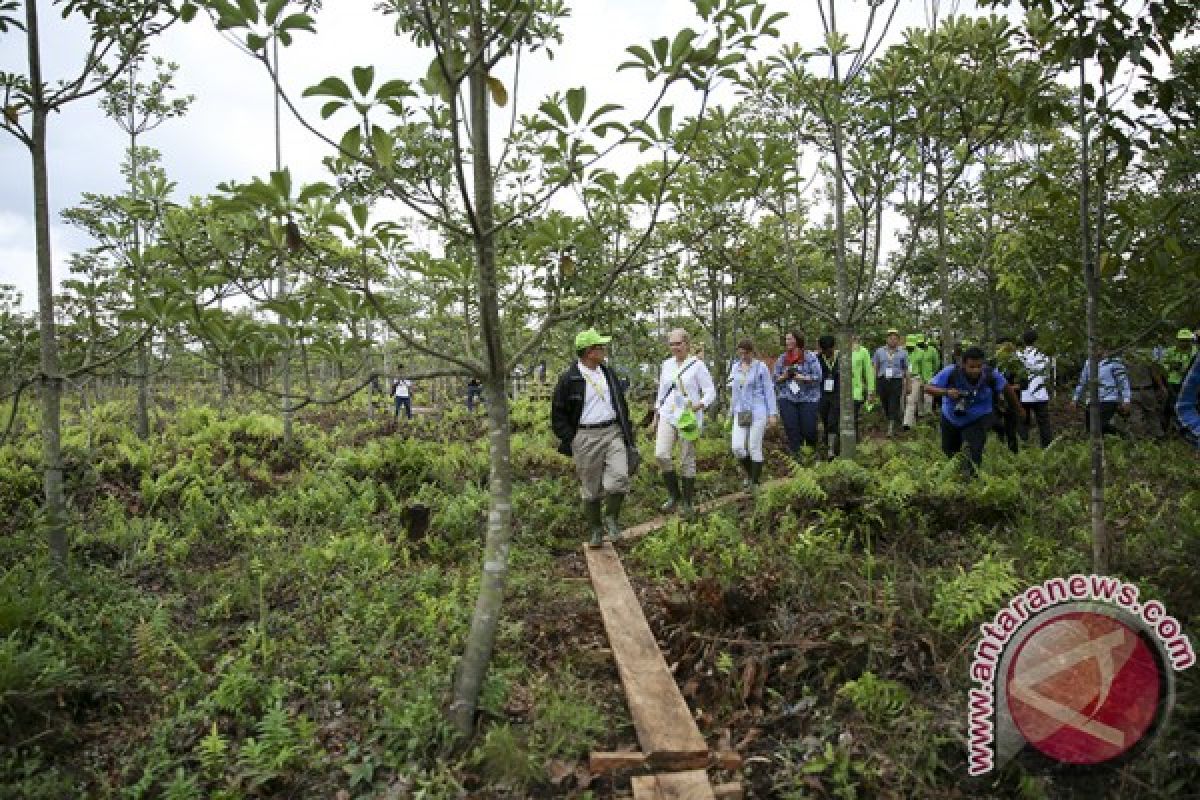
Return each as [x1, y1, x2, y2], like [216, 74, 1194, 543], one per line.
[729, 339, 778, 492]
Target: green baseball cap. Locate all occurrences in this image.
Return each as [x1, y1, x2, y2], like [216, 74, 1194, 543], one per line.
[906, 333, 919, 347]
[1177, 328, 1194, 340]
[574, 328, 611, 350]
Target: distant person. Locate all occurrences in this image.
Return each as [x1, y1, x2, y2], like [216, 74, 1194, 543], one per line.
[728, 339, 778, 492]
[904, 332, 939, 429]
[1016, 328, 1054, 447]
[536, 359, 547, 384]
[773, 331, 821, 454]
[391, 370, 413, 420]
[926, 346, 1021, 477]
[1071, 346, 1131, 436]
[551, 329, 637, 547]
[989, 337, 1023, 454]
[1176, 356, 1200, 447]
[1155, 329, 1197, 435]
[653, 329, 716, 520]
[872, 328, 909, 437]
[816, 334, 841, 456]
[851, 334, 875, 436]
[466, 377, 484, 412]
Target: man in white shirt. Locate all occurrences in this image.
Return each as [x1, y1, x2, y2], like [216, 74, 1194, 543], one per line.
[550, 329, 637, 546]
[653, 328, 717, 520]
[392, 370, 413, 420]
[1016, 328, 1054, 447]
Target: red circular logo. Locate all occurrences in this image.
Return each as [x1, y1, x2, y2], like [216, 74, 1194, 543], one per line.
[1005, 611, 1163, 765]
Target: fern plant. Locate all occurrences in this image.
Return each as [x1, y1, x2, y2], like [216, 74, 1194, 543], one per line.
[929, 553, 1020, 633]
[838, 670, 911, 725]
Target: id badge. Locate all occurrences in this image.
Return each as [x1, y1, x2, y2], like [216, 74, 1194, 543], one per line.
[885, 368, 896, 379]
[788, 380, 801, 394]
[823, 378, 835, 392]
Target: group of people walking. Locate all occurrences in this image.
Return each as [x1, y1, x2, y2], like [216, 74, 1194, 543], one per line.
[550, 324, 1199, 545]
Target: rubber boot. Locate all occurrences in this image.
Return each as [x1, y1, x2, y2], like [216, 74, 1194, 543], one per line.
[660, 471, 680, 514]
[827, 434, 838, 460]
[749, 460, 763, 494]
[739, 457, 753, 490]
[887, 420, 895, 438]
[584, 499, 605, 547]
[603, 493, 624, 541]
[680, 476, 696, 520]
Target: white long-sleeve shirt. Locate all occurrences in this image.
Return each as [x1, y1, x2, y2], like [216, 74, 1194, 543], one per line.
[654, 356, 717, 427]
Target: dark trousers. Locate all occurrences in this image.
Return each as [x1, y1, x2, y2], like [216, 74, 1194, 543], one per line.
[1084, 402, 1120, 435]
[1019, 401, 1053, 447]
[780, 398, 819, 453]
[1163, 385, 1181, 434]
[941, 414, 992, 477]
[992, 408, 1019, 454]
[819, 394, 840, 436]
[394, 396, 412, 419]
[878, 378, 904, 424]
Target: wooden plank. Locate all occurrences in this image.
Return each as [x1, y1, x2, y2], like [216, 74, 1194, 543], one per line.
[713, 782, 744, 800]
[585, 545, 708, 769]
[651, 771, 718, 800]
[631, 775, 662, 800]
[589, 750, 742, 775]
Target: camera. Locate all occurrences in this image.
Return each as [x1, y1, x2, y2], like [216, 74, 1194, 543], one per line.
[786, 366, 797, 379]
[952, 391, 975, 415]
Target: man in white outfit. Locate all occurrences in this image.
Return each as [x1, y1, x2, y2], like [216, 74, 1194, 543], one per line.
[1016, 328, 1054, 447]
[653, 328, 717, 520]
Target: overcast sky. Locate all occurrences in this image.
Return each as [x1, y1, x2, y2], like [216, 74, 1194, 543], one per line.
[1, 1, 976, 312]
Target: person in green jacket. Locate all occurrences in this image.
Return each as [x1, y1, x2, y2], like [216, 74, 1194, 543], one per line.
[1156, 328, 1197, 435]
[903, 332, 940, 429]
[851, 334, 875, 436]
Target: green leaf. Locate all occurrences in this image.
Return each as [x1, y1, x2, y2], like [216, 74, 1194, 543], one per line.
[352, 66, 375, 97]
[539, 99, 568, 129]
[320, 100, 344, 120]
[566, 87, 585, 124]
[264, 0, 286, 24]
[375, 79, 415, 100]
[340, 126, 363, 157]
[351, 204, 369, 231]
[486, 74, 508, 107]
[586, 103, 622, 125]
[246, 32, 266, 52]
[657, 105, 673, 138]
[670, 28, 698, 62]
[277, 12, 314, 34]
[303, 77, 353, 100]
[370, 126, 394, 167]
[235, 0, 258, 25]
[652, 36, 669, 65]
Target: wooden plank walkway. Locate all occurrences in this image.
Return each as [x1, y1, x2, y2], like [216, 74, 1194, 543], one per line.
[617, 478, 790, 544]
[584, 545, 709, 770]
[631, 770, 717, 799]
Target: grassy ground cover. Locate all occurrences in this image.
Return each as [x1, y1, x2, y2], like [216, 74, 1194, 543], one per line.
[2, 394, 1197, 798]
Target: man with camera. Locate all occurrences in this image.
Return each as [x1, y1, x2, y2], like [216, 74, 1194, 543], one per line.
[925, 346, 1023, 477]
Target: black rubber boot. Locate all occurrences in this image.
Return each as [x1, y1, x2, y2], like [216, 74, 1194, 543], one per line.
[749, 460, 764, 492]
[660, 471, 680, 514]
[603, 493, 624, 541]
[680, 476, 696, 520]
[739, 457, 753, 490]
[584, 499, 605, 547]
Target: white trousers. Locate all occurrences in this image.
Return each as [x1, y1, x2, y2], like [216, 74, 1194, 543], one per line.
[730, 415, 767, 462]
[655, 415, 697, 477]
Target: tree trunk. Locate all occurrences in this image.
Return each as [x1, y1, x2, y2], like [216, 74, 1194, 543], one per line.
[450, 4, 513, 736]
[1079, 54, 1109, 574]
[26, 0, 69, 562]
[272, 36, 294, 448]
[936, 153, 952, 359]
[827, 0, 857, 459]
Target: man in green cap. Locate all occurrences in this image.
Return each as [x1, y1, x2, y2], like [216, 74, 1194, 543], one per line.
[551, 329, 638, 547]
[1155, 328, 1197, 435]
[903, 332, 939, 429]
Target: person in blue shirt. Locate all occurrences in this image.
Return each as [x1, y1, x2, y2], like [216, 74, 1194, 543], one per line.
[925, 346, 1023, 477]
[871, 328, 910, 438]
[773, 331, 821, 455]
[728, 339, 779, 491]
[1070, 347, 1131, 436]
[1176, 355, 1200, 447]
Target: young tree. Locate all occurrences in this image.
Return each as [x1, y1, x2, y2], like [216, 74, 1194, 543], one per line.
[187, 0, 781, 735]
[1, 0, 175, 562]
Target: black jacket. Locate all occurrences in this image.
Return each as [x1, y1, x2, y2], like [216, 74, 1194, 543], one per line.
[550, 362, 635, 456]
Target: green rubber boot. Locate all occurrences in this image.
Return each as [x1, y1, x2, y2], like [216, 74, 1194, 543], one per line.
[603, 493, 625, 541]
[584, 499, 605, 547]
[680, 476, 696, 520]
[749, 460, 764, 493]
[660, 471, 680, 514]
